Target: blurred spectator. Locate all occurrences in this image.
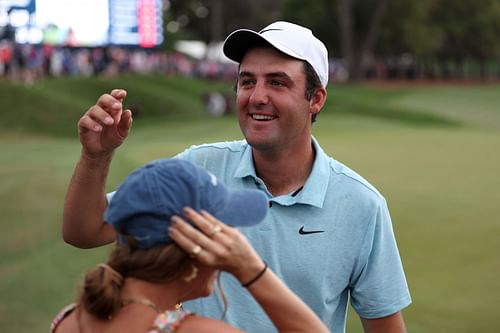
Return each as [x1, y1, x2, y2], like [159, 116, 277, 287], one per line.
[203, 91, 226, 117]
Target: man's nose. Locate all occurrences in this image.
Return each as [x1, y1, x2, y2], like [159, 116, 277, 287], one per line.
[249, 81, 269, 105]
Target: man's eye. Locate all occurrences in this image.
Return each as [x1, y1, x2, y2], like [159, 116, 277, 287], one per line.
[240, 80, 254, 86]
[270, 80, 285, 87]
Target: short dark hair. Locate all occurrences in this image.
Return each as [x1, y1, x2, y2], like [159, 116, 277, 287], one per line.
[303, 61, 323, 123]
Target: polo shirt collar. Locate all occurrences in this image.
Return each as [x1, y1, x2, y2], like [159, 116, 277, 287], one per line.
[233, 137, 329, 208]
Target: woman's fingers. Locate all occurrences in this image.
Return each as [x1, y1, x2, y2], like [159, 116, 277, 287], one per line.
[168, 215, 225, 265]
[179, 208, 235, 248]
[181, 207, 227, 237]
[168, 219, 208, 260]
[169, 209, 263, 280]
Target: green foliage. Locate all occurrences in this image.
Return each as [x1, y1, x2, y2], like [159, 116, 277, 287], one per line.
[377, 0, 442, 56]
[282, 0, 340, 55]
[166, 0, 283, 43]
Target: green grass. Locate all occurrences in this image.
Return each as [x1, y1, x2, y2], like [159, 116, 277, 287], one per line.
[0, 74, 233, 136]
[1, 76, 499, 332]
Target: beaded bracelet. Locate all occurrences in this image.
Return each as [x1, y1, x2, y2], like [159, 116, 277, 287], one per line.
[241, 261, 268, 288]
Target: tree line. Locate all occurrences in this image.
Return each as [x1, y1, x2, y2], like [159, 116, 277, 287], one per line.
[164, 0, 500, 81]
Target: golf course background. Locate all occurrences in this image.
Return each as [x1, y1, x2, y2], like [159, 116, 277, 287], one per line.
[1, 75, 499, 332]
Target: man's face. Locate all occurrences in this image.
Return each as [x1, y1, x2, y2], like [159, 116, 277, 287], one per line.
[236, 47, 314, 152]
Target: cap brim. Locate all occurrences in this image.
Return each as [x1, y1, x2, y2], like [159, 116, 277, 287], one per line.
[223, 29, 270, 63]
[215, 188, 268, 227]
[223, 28, 305, 65]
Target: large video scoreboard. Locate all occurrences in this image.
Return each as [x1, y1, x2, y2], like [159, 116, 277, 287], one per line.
[0, 0, 164, 47]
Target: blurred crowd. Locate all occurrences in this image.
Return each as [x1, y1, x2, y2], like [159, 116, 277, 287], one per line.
[2, 40, 496, 86]
[0, 40, 240, 86]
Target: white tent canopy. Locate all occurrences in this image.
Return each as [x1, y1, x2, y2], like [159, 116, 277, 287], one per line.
[173, 40, 233, 63]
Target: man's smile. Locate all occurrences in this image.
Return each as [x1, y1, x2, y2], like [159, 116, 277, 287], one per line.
[251, 114, 276, 121]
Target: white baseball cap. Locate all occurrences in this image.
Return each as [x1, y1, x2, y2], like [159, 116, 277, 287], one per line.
[223, 21, 329, 87]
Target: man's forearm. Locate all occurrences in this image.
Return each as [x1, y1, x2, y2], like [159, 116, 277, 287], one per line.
[62, 152, 116, 248]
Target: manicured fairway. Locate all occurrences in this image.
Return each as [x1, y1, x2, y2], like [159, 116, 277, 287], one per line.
[0, 77, 499, 332]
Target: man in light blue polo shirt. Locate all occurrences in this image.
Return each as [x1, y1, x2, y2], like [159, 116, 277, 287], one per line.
[176, 137, 411, 333]
[63, 21, 411, 333]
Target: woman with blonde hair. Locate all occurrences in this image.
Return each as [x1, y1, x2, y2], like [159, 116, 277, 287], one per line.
[51, 158, 329, 333]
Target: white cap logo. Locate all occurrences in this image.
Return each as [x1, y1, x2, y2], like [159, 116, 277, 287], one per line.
[209, 172, 218, 186]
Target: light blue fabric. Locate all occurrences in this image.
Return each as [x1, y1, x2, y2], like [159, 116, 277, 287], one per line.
[176, 138, 411, 333]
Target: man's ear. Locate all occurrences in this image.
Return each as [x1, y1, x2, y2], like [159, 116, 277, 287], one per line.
[309, 87, 327, 116]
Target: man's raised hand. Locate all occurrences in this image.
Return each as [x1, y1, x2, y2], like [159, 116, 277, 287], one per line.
[78, 89, 133, 158]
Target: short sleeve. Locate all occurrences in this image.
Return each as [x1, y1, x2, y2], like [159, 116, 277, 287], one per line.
[350, 198, 411, 318]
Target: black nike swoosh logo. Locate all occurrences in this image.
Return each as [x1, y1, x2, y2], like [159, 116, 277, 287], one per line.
[298, 226, 325, 235]
[259, 28, 283, 34]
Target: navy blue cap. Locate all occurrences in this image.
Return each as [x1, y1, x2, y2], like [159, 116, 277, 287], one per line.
[104, 158, 268, 249]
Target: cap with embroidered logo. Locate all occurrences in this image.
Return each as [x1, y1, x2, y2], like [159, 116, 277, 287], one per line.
[104, 158, 268, 249]
[223, 21, 329, 87]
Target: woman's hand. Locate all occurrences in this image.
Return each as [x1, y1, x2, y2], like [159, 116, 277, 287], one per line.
[169, 207, 330, 333]
[168, 207, 265, 284]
